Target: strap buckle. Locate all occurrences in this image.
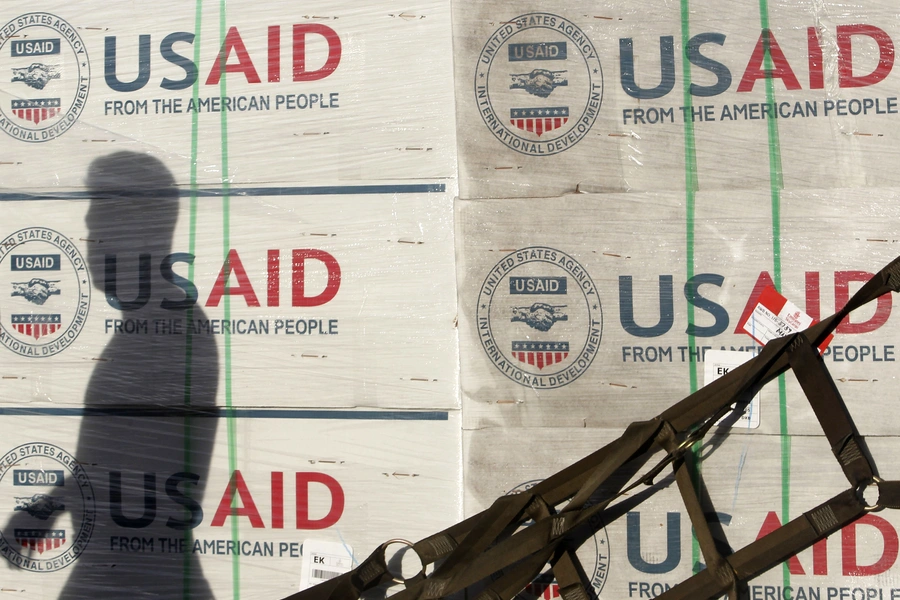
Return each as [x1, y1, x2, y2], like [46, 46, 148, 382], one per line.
[675, 427, 707, 453]
[380, 539, 427, 584]
[857, 476, 885, 512]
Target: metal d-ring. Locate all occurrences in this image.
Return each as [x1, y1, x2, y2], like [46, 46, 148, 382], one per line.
[858, 476, 885, 512]
[380, 539, 426, 584]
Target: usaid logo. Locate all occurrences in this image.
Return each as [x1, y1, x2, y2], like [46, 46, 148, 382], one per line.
[0, 13, 90, 142]
[477, 247, 601, 388]
[0, 443, 95, 572]
[0, 227, 91, 357]
[474, 13, 603, 156]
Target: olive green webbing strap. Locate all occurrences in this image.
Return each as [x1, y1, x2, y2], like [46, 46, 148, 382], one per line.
[284, 256, 900, 600]
[657, 257, 900, 599]
[788, 335, 873, 486]
[283, 424, 664, 600]
[659, 335, 883, 600]
[656, 488, 868, 600]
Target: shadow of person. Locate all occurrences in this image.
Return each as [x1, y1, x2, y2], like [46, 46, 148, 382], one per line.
[4, 151, 219, 598]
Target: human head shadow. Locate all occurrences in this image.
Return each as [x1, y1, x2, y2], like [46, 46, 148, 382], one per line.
[3, 151, 220, 599]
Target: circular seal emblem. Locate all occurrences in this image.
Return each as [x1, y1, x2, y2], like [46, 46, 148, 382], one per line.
[474, 13, 603, 156]
[0, 443, 96, 571]
[503, 480, 610, 599]
[477, 247, 601, 389]
[0, 13, 91, 142]
[0, 227, 91, 357]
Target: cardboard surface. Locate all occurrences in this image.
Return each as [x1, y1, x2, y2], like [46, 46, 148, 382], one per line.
[0, 3, 461, 596]
[457, 190, 900, 435]
[6, 0, 900, 596]
[454, 1, 900, 198]
[0, 1, 457, 190]
[0, 188, 458, 409]
[464, 428, 900, 599]
[0, 412, 460, 598]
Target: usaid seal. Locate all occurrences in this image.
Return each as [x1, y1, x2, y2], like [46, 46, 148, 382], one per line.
[0, 443, 95, 572]
[474, 14, 602, 156]
[0, 13, 90, 142]
[503, 480, 610, 599]
[0, 227, 91, 357]
[477, 247, 601, 388]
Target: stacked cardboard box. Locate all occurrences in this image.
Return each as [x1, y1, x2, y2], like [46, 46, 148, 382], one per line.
[4, 0, 900, 598]
[454, 1, 900, 597]
[0, 2, 460, 597]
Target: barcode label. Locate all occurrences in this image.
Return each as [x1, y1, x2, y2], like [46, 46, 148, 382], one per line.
[703, 350, 760, 429]
[312, 568, 342, 581]
[299, 539, 354, 591]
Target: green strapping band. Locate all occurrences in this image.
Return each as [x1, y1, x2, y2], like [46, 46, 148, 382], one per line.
[213, 2, 240, 597]
[755, 2, 791, 590]
[183, 0, 204, 597]
[678, 0, 703, 575]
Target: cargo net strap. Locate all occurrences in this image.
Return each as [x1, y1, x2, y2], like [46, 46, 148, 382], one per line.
[284, 257, 900, 600]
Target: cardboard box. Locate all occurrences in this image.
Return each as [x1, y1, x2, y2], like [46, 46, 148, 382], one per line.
[454, 1, 900, 198]
[0, 1, 457, 189]
[457, 191, 900, 436]
[464, 428, 900, 600]
[0, 411, 460, 598]
[1, 186, 458, 409]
